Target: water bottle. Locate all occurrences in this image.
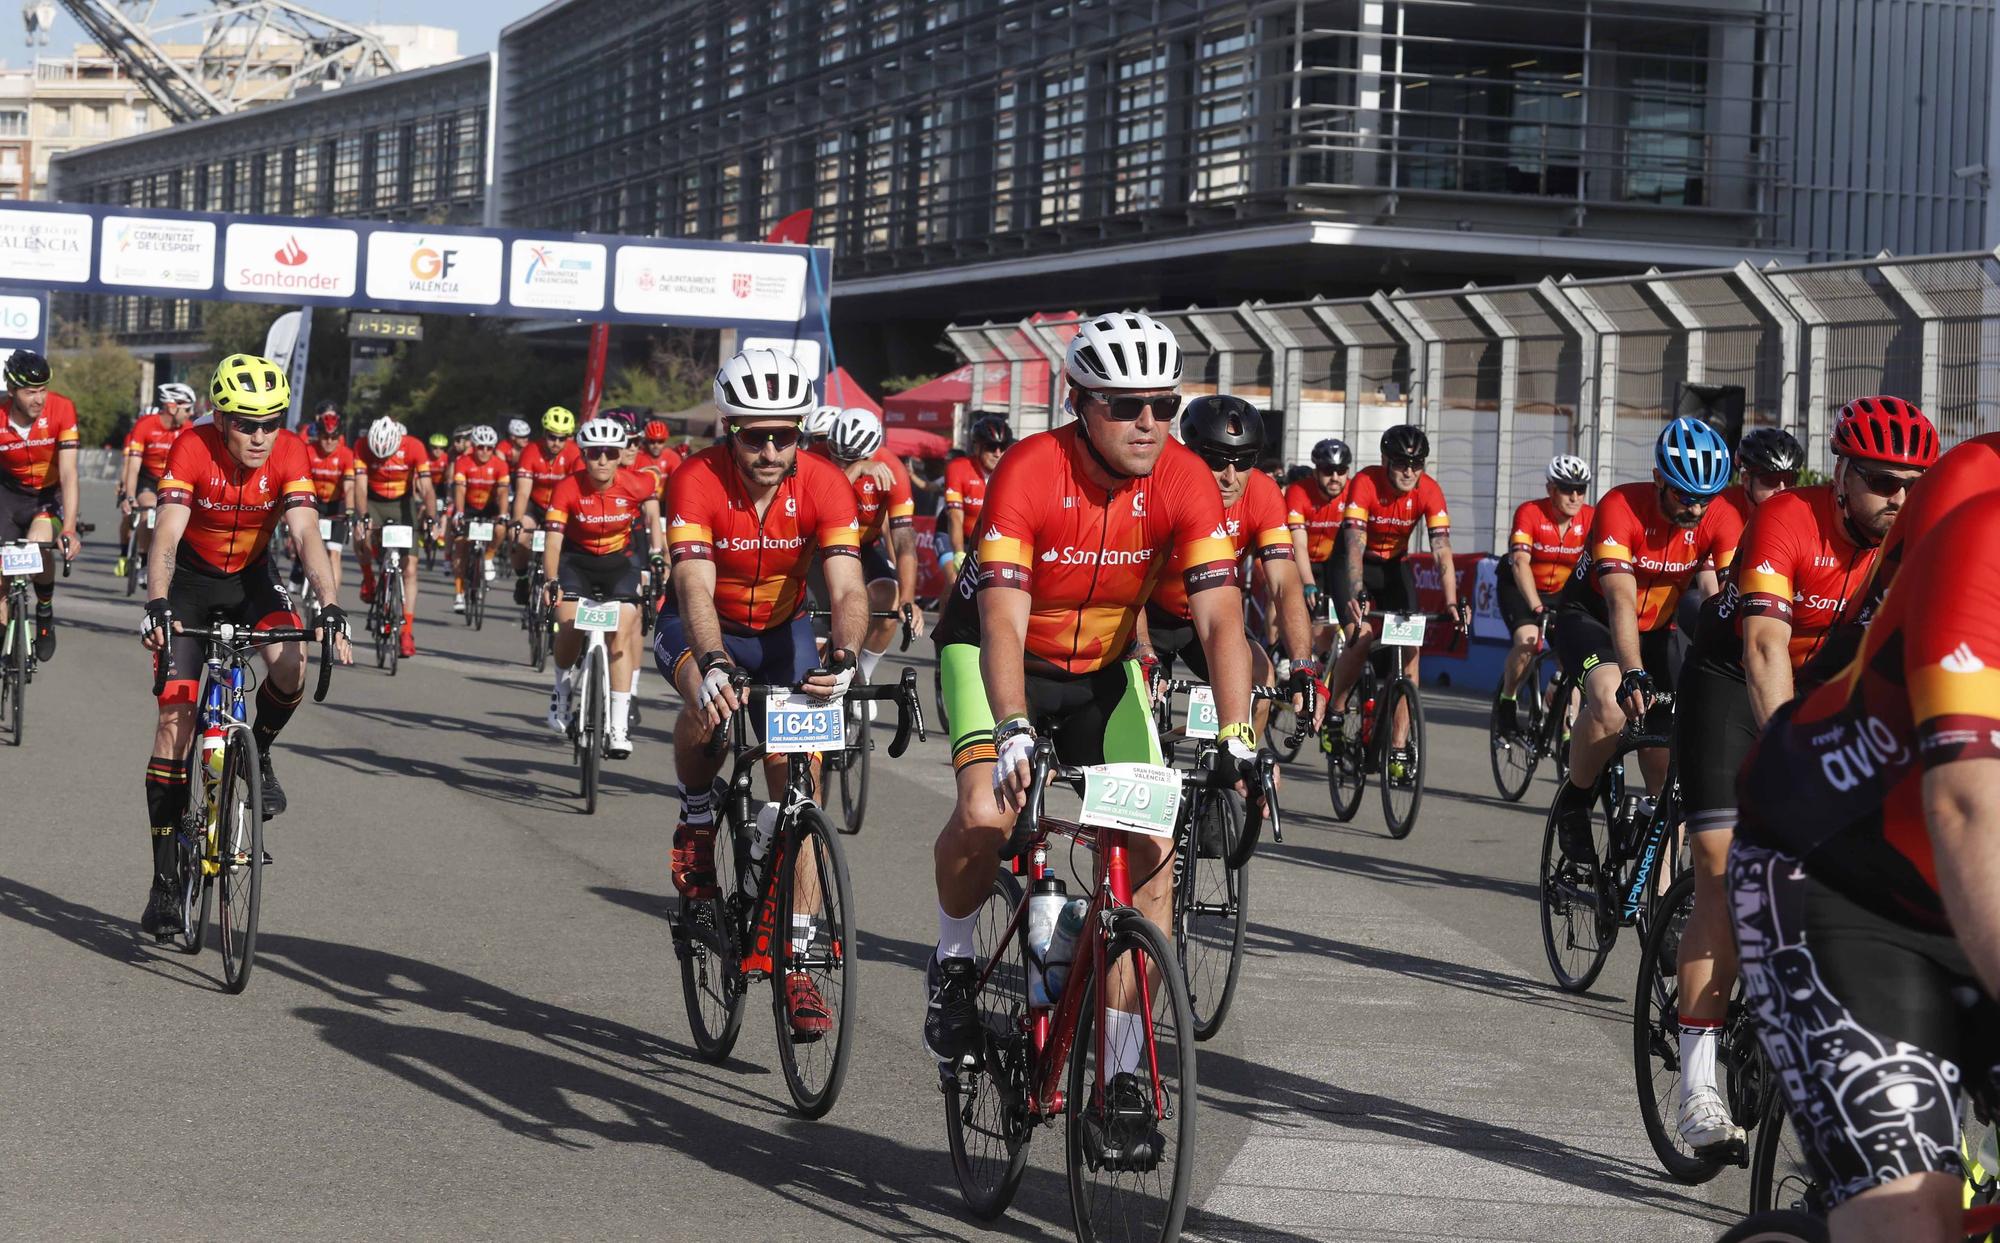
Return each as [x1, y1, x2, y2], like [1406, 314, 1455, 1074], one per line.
[200, 724, 227, 781]
[742, 802, 779, 898]
[1026, 877, 1068, 1006]
[1042, 897, 1089, 1002]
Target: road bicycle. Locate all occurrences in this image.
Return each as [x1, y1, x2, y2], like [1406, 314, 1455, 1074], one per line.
[460, 517, 496, 631]
[149, 617, 334, 993]
[520, 529, 553, 672]
[672, 667, 924, 1118]
[1322, 609, 1438, 839]
[1537, 693, 1684, 993]
[0, 539, 70, 748]
[942, 738, 1228, 1243]
[363, 521, 412, 675]
[816, 606, 916, 836]
[1488, 612, 1579, 800]
[555, 595, 625, 815]
[116, 502, 154, 596]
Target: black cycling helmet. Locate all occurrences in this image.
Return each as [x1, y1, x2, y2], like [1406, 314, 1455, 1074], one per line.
[314, 399, 341, 416]
[1737, 426, 1806, 474]
[969, 412, 1012, 449]
[4, 349, 49, 389]
[1178, 394, 1264, 456]
[1310, 437, 1352, 472]
[1380, 424, 1430, 460]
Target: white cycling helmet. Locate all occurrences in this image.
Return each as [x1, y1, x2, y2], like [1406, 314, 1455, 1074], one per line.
[506, 417, 531, 439]
[1547, 454, 1591, 486]
[366, 416, 402, 458]
[828, 408, 884, 463]
[714, 348, 816, 420]
[156, 382, 197, 407]
[576, 417, 627, 449]
[802, 404, 840, 441]
[1064, 312, 1185, 391]
[470, 424, 498, 448]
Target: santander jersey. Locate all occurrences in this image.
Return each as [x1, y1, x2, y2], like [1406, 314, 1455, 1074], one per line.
[851, 450, 916, 544]
[0, 394, 79, 494]
[666, 445, 861, 632]
[1558, 481, 1742, 632]
[1508, 497, 1593, 594]
[1284, 476, 1346, 562]
[514, 439, 581, 509]
[124, 413, 182, 480]
[355, 434, 432, 501]
[1342, 466, 1449, 560]
[156, 423, 316, 574]
[943, 456, 991, 538]
[1153, 467, 1292, 621]
[1694, 485, 1876, 671]
[453, 452, 510, 512]
[305, 439, 356, 507]
[934, 426, 1237, 676]
[546, 468, 656, 557]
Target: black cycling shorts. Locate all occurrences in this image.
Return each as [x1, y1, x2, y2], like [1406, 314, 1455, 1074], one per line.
[0, 483, 55, 541]
[366, 495, 415, 531]
[1497, 567, 1542, 634]
[1361, 557, 1418, 615]
[556, 548, 641, 603]
[1731, 841, 2000, 1210]
[860, 539, 896, 586]
[1551, 607, 1684, 692]
[158, 559, 301, 698]
[1676, 659, 1756, 831]
[135, 471, 162, 496]
[1145, 604, 1208, 682]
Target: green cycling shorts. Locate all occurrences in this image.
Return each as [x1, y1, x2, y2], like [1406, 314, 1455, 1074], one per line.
[937, 642, 1162, 772]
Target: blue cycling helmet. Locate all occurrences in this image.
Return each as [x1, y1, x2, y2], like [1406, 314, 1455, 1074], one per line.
[1653, 417, 1733, 497]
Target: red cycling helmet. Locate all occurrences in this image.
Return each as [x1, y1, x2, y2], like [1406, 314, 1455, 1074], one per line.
[1832, 396, 1939, 467]
[313, 411, 341, 437]
[644, 419, 670, 441]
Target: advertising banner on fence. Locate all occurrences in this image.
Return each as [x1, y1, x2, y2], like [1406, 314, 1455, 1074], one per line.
[100, 215, 215, 291]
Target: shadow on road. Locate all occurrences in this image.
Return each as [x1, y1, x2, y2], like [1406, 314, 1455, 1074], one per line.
[0, 873, 246, 991]
[1264, 833, 1541, 905]
[309, 744, 565, 811]
[589, 885, 944, 979]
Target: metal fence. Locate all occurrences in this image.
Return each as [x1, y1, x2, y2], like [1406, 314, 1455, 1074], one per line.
[937, 247, 2000, 557]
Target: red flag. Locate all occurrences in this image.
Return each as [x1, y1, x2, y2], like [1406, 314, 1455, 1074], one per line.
[766, 209, 813, 246]
[580, 322, 610, 421]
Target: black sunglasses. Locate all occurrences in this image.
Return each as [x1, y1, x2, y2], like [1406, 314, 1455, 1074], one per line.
[1199, 448, 1259, 472]
[1748, 470, 1798, 490]
[1850, 464, 1919, 498]
[1554, 482, 1589, 496]
[974, 437, 1012, 452]
[225, 414, 281, 436]
[1388, 455, 1426, 472]
[1082, 390, 1182, 422]
[731, 424, 801, 451]
[581, 446, 622, 461]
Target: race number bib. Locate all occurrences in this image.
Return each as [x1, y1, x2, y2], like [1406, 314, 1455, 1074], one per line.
[764, 690, 846, 754]
[574, 600, 621, 632]
[0, 543, 44, 576]
[1380, 613, 1427, 647]
[1184, 685, 1220, 739]
[317, 519, 334, 540]
[379, 524, 414, 550]
[530, 530, 546, 553]
[1079, 763, 1182, 838]
[466, 520, 495, 543]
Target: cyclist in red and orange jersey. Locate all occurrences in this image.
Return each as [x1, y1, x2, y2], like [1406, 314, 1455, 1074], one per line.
[640, 419, 684, 496]
[0, 350, 81, 662]
[116, 382, 196, 588]
[1323, 424, 1466, 781]
[1494, 454, 1594, 735]
[508, 406, 580, 603]
[941, 412, 1010, 572]
[296, 407, 357, 603]
[1286, 436, 1351, 649]
[924, 313, 1253, 1115]
[499, 417, 530, 470]
[1667, 400, 1932, 1158]
[450, 425, 512, 615]
[823, 407, 923, 694]
[354, 415, 438, 658]
[541, 418, 662, 759]
[660, 349, 868, 1041]
[136, 354, 351, 936]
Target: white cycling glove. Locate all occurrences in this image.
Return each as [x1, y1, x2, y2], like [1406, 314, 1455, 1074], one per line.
[697, 659, 734, 712]
[993, 725, 1036, 793]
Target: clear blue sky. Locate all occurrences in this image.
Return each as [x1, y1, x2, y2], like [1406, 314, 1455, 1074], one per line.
[1, 0, 543, 71]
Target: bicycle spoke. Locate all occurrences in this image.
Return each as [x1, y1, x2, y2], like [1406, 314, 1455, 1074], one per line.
[945, 869, 1031, 1220]
[772, 807, 855, 1118]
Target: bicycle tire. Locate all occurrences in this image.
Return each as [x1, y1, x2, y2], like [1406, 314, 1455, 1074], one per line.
[1749, 1088, 1823, 1218]
[1714, 1213, 1828, 1243]
[175, 811, 210, 956]
[932, 664, 950, 739]
[384, 574, 402, 677]
[471, 571, 486, 631]
[1550, 674, 1578, 787]
[1325, 680, 1366, 822]
[528, 584, 549, 673]
[5, 614, 24, 747]
[1224, 785, 1263, 872]
[1488, 658, 1546, 801]
[1538, 795, 1617, 992]
[1262, 697, 1303, 763]
[216, 727, 264, 994]
[1179, 792, 1248, 1042]
[771, 804, 856, 1119]
[1065, 909, 1196, 1243]
[944, 868, 1031, 1219]
[837, 698, 868, 835]
[1632, 872, 1728, 1183]
[1380, 678, 1425, 839]
[124, 533, 140, 597]
[581, 646, 604, 814]
[678, 789, 748, 1061]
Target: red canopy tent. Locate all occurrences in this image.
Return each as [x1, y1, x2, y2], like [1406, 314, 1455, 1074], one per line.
[884, 426, 952, 459]
[819, 366, 881, 415]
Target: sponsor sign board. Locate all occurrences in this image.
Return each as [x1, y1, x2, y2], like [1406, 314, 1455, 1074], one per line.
[613, 245, 806, 322]
[223, 222, 359, 297]
[507, 238, 606, 312]
[99, 215, 215, 291]
[365, 230, 504, 306]
[0, 209, 92, 283]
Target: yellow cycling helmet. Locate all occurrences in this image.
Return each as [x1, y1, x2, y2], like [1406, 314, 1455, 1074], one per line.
[209, 352, 290, 418]
[541, 405, 577, 436]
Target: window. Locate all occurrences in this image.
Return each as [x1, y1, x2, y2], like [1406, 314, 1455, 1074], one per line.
[1038, 67, 1088, 225]
[1621, 42, 1708, 205]
[290, 143, 318, 213]
[1193, 27, 1253, 202]
[0, 111, 25, 137]
[85, 104, 109, 136]
[331, 132, 363, 212]
[46, 104, 70, 137]
[371, 126, 403, 209]
[450, 110, 483, 199]
[131, 102, 149, 130]
[409, 122, 438, 202]
[1113, 50, 1166, 213]
[993, 78, 1020, 231]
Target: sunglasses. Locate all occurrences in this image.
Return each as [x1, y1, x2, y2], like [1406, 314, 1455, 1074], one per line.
[1554, 483, 1589, 496]
[1082, 390, 1182, 422]
[731, 424, 802, 451]
[1199, 448, 1259, 472]
[1388, 456, 1426, 472]
[1668, 488, 1712, 509]
[974, 438, 1011, 452]
[1749, 470, 1798, 490]
[582, 446, 622, 461]
[1850, 464, 1919, 498]
[225, 414, 281, 436]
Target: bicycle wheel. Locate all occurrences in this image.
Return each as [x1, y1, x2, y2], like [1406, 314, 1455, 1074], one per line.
[1549, 673, 1578, 787]
[1714, 1213, 1828, 1243]
[1749, 1088, 1823, 1219]
[216, 730, 264, 994]
[1538, 793, 1617, 992]
[1065, 909, 1196, 1243]
[174, 816, 211, 956]
[124, 534, 140, 596]
[1488, 661, 1546, 802]
[1324, 681, 1366, 822]
[384, 575, 402, 677]
[3, 616, 23, 747]
[1632, 872, 1727, 1182]
[1178, 793, 1248, 1042]
[677, 794, 748, 1061]
[836, 699, 868, 835]
[932, 664, 950, 739]
[1379, 678, 1425, 839]
[469, 567, 485, 631]
[529, 589, 548, 673]
[580, 647, 604, 814]
[771, 805, 856, 1119]
[944, 868, 1032, 1220]
[1262, 694, 1303, 763]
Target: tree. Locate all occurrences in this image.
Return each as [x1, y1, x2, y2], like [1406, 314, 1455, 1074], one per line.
[604, 330, 712, 413]
[48, 321, 141, 446]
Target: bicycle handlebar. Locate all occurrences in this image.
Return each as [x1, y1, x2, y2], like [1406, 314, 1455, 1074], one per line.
[701, 665, 928, 760]
[807, 606, 918, 652]
[1153, 678, 1312, 752]
[149, 623, 337, 703]
[1001, 735, 1246, 862]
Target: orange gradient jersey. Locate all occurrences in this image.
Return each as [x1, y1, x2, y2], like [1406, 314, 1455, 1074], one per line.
[304, 439, 355, 506]
[514, 439, 581, 509]
[354, 434, 432, 501]
[851, 449, 915, 544]
[1342, 466, 1450, 560]
[1284, 475, 1346, 562]
[1563, 481, 1742, 632]
[1154, 467, 1291, 621]
[156, 423, 316, 573]
[943, 456, 991, 536]
[124, 412, 180, 479]
[453, 452, 510, 512]
[1730, 485, 1878, 670]
[0, 394, 79, 493]
[666, 445, 861, 632]
[953, 426, 1237, 676]
[1508, 496, 1593, 594]
[546, 468, 656, 557]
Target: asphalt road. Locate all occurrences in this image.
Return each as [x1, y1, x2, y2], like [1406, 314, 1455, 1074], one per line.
[0, 485, 1747, 1241]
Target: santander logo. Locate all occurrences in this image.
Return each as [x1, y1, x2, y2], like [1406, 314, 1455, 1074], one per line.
[274, 237, 309, 267]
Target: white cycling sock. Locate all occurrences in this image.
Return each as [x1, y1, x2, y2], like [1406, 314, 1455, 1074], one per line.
[937, 904, 979, 961]
[611, 690, 631, 733]
[680, 785, 714, 827]
[857, 645, 886, 683]
[1678, 1018, 1721, 1104]
[791, 913, 814, 956]
[1104, 1008, 1146, 1078]
[629, 667, 642, 695]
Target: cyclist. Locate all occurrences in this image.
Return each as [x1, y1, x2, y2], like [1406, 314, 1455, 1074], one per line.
[137, 353, 352, 935]
[354, 415, 438, 659]
[801, 404, 839, 452]
[1494, 454, 1594, 735]
[450, 425, 511, 614]
[1323, 425, 1467, 780]
[1285, 436, 1351, 630]
[823, 408, 923, 697]
[641, 418, 683, 482]
[923, 312, 1254, 1113]
[509, 406, 580, 604]
[1670, 397, 1936, 1158]
[542, 417, 663, 759]
[1141, 395, 1319, 740]
[1676, 426, 1804, 630]
[941, 412, 1010, 574]
[117, 382, 196, 587]
[1547, 416, 1741, 861]
[297, 407, 357, 604]
[0, 349, 81, 661]
[426, 431, 452, 481]
[1729, 481, 2000, 1243]
[661, 349, 869, 1039]
[500, 417, 531, 470]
